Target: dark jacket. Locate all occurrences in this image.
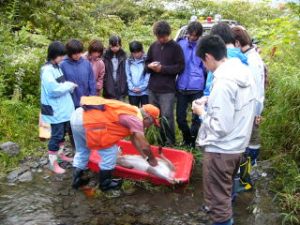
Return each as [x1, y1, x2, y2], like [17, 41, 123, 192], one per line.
[145, 40, 184, 93]
[103, 49, 128, 99]
[60, 57, 96, 108]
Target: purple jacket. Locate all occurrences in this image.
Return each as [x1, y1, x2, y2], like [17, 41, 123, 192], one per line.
[176, 38, 206, 91]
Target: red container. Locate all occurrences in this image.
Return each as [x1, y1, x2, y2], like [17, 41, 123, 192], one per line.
[88, 140, 194, 186]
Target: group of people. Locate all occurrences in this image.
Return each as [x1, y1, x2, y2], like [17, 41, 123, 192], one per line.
[40, 18, 265, 225]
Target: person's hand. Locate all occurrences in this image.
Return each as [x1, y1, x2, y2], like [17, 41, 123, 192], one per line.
[133, 88, 141, 93]
[147, 157, 158, 167]
[69, 82, 78, 92]
[152, 64, 161, 73]
[192, 103, 206, 116]
[255, 116, 262, 125]
[148, 62, 161, 73]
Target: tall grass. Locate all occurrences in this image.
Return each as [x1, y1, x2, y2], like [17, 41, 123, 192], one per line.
[0, 100, 45, 176]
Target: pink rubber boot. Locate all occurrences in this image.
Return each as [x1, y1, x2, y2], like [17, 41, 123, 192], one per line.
[48, 151, 66, 174]
[58, 143, 73, 163]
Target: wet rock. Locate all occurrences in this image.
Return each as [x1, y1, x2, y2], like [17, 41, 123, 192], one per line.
[7, 166, 30, 183]
[39, 157, 48, 166]
[0, 141, 20, 156]
[18, 171, 33, 182]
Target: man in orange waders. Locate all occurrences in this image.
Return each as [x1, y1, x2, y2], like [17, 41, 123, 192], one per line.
[70, 96, 159, 191]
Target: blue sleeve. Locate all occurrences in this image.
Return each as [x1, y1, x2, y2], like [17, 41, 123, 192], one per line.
[125, 60, 135, 91]
[87, 63, 97, 96]
[41, 68, 74, 98]
[204, 72, 213, 96]
[139, 73, 150, 91]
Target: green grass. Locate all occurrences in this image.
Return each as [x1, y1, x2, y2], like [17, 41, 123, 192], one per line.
[0, 99, 46, 176]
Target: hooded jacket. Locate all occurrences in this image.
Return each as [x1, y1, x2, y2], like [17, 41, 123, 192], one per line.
[204, 47, 248, 96]
[40, 63, 75, 124]
[126, 55, 150, 96]
[103, 49, 128, 99]
[60, 57, 97, 108]
[244, 48, 265, 116]
[176, 38, 206, 91]
[196, 58, 256, 154]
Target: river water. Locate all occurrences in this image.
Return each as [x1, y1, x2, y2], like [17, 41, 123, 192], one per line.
[0, 165, 280, 225]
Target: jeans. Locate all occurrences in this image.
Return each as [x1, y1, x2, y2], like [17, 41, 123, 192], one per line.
[176, 90, 203, 145]
[70, 108, 119, 170]
[129, 95, 149, 107]
[148, 90, 176, 146]
[48, 121, 72, 151]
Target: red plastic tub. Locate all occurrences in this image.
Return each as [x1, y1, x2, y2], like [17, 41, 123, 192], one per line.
[88, 140, 194, 186]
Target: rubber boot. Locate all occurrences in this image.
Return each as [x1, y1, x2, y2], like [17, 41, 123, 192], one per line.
[48, 151, 65, 174]
[99, 170, 123, 192]
[246, 147, 260, 166]
[72, 167, 90, 189]
[58, 146, 73, 163]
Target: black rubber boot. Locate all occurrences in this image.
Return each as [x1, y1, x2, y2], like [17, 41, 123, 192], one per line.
[99, 170, 123, 192]
[72, 167, 90, 189]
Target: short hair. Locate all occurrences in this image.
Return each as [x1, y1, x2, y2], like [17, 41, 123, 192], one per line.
[129, 41, 143, 53]
[65, 39, 84, 57]
[88, 39, 104, 55]
[211, 22, 235, 45]
[109, 35, 122, 47]
[231, 26, 252, 47]
[153, 21, 171, 37]
[47, 41, 66, 61]
[196, 35, 227, 61]
[187, 21, 203, 37]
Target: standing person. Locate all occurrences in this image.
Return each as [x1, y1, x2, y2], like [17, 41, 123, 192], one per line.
[176, 21, 206, 147]
[40, 41, 77, 174]
[83, 39, 105, 96]
[145, 20, 185, 146]
[126, 41, 150, 107]
[60, 39, 97, 108]
[71, 96, 159, 191]
[204, 22, 248, 96]
[103, 36, 128, 101]
[193, 35, 256, 225]
[232, 26, 265, 191]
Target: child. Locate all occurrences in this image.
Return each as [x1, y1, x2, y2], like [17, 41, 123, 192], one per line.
[83, 39, 105, 96]
[103, 36, 128, 100]
[126, 41, 150, 107]
[40, 41, 77, 174]
[60, 39, 97, 108]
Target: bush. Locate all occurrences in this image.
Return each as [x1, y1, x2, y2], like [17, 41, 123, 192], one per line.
[0, 100, 45, 176]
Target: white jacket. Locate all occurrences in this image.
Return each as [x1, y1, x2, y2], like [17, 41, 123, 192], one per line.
[245, 48, 265, 116]
[196, 58, 256, 154]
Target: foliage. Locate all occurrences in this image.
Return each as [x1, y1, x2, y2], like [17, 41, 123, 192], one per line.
[0, 0, 299, 222]
[0, 100, 45, 176]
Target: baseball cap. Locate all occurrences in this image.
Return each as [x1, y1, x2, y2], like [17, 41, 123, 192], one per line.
[142, 104, 160, 127]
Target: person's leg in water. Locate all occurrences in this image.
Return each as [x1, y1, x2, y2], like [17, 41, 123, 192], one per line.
[48, 122, 67, 174]
[98, 145, 122, 191]
[71, 108, 91, 189]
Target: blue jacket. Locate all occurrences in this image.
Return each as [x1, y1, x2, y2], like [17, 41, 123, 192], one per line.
[126, 56, 150, 96]
[176, 38, 206, 91]
[40, 63, 75, 124]
[60, 57, 96, 107]
[204, 47, 248, 96]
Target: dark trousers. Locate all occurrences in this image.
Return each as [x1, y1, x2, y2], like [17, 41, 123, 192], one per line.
[48, 121, 73, 151]
[148, 90, 176, 146]
[176, 91, 203, 146]
[129, 95, 149, 107]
